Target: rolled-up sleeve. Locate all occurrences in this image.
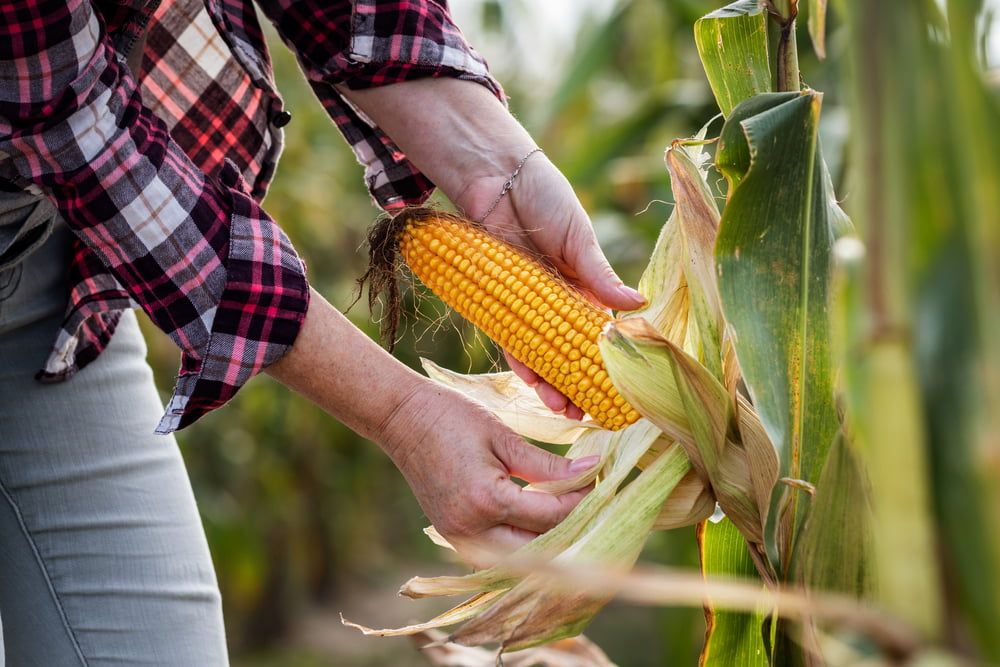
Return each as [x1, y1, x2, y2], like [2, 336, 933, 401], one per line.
[0, 0, 309, 432]
[256, 0, 505, 210]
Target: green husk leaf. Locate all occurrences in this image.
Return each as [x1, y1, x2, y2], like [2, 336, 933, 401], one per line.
[626, 215, 689, 346]
[694, 0, 773, 116]
[450, 444, 692, 651]
[794, 433, 873, 598]
[600, 317, 776, 546]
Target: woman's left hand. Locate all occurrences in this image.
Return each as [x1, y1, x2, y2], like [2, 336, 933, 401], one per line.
[336, 78, 645, 417]
[451, 152, 645, 418]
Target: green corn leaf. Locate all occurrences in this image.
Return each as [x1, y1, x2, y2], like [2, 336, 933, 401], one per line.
[714, 91, 841, 573]
[694, 0, 773, 116]
[699, 518, 770, 667]
[794, 433, 872, 599]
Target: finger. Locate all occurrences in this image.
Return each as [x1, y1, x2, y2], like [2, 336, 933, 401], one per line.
[506, 350, 584, 419]
[494, 434, 601, 484]
[451, 525, 537, 568]
[500, 481, 590, 534]
[504, 350, 540, 387]
[535, 382, 570, 414]
[563, 221, 646, 311]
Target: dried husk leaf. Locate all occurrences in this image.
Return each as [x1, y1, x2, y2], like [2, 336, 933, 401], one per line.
[341, 589, 507, 637]
[421, 360, 599, 444]
[653, 467, 717, 530]
[400, 420, 662, 599]
[424, 525, 456, 551]
[666, 143, 725, 378]
[450, 444, 692, 651]
[411, 630, 617, 667]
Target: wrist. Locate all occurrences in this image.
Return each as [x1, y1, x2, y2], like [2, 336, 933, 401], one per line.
[336, 78, 537, 202]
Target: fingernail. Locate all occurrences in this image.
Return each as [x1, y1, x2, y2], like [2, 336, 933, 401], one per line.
[618, 285, 646, 304]
[568, 455, 601, 473]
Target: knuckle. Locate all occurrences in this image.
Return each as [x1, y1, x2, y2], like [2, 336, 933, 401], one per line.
[468, 483, 504, 524]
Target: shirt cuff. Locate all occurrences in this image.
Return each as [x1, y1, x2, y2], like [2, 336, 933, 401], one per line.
[156, 160, 310, 433]
[316, 0, 506, 211]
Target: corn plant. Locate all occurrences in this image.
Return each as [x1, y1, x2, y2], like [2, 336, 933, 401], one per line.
[349, 1, 1000, 664]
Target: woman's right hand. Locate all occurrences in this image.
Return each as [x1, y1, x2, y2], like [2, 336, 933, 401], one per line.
[268, 289, 596, 566]
[377, 382, 599, 565]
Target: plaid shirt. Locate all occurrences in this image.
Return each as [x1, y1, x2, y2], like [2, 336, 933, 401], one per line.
[0, 0, 502, 432]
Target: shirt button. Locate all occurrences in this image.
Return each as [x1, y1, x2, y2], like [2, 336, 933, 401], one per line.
[271, 110, 292, 128]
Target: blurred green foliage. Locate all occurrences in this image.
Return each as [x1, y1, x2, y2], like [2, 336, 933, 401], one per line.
[137, 1, 839, 664]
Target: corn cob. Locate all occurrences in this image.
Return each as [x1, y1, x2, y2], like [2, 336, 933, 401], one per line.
[389, 209, 640, 431]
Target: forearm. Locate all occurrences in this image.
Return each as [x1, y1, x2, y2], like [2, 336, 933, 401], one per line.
[265, 288, 428, 456]
[338, 79, 535, 205]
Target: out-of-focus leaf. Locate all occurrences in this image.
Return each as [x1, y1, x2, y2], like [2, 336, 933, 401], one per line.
[421, 360, 599, 444]
[400, 420, 662, 599]
[449, 445, 692, 651]
[714, 91, 840, 570]
[694, 1, 773, 116]
[535, 1, 633, 134]
[665, 143, 724, 378]
[807, 0, 828, 59]
[699, 518, 769, 666]
[838, 0, 1000, 646]
[795, 433, 873, 598]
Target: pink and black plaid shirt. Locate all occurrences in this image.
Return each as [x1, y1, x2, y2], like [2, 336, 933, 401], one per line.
[0, 0, 502, 432]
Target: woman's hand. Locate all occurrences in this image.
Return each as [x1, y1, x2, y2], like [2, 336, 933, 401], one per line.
[337, 79, 645, 417]
[451, 153, 645, 418]
[378, 383, 598, 565]
[268, 290, 597, 566]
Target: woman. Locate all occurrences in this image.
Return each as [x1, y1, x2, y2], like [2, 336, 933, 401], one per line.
[0, 0, 644, 663]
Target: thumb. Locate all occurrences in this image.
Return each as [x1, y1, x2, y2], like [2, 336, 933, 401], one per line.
[565, 222, 645, 311]
[495, 434, 600, 484]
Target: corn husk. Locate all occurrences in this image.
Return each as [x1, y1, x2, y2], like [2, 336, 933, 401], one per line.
[448, 444, 692, 651]
[421, 359, 601, 445]
[600, 317, 777, 546]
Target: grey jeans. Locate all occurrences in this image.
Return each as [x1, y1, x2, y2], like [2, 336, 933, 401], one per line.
[0, 198, 228, 665]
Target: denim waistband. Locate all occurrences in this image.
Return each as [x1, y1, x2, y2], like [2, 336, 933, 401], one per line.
[0, 188, 57, 273]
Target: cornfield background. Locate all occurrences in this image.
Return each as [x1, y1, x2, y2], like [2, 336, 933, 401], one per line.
[137, 1, 1000, 664]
